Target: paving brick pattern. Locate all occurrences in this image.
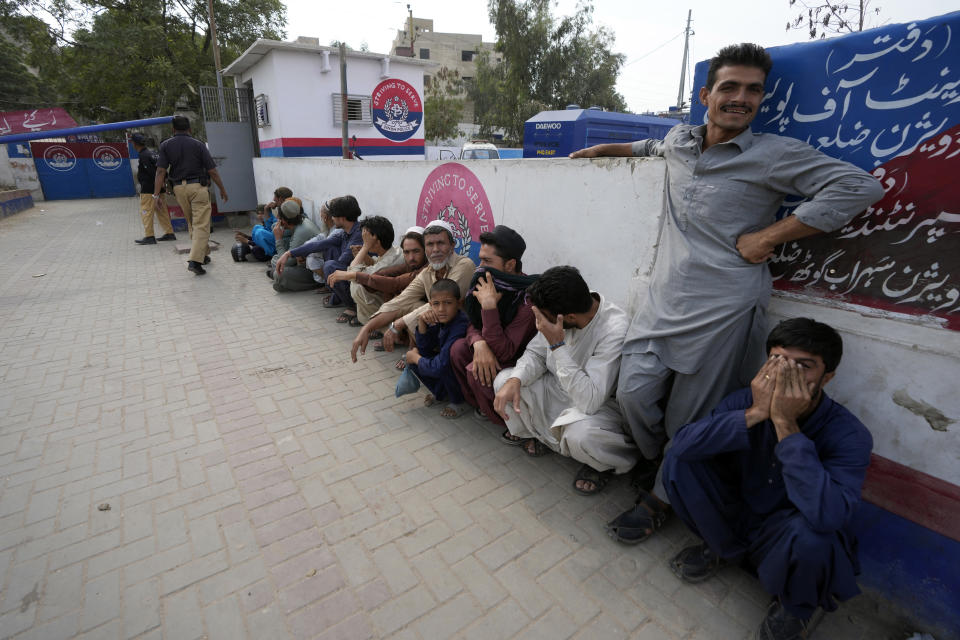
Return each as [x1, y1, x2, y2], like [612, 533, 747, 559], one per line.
[0, 199, 901, 639]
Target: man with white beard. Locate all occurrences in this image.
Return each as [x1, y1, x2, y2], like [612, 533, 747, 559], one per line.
[351, 220, 475, 362]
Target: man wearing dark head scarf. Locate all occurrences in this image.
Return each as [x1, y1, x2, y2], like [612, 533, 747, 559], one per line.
[449, 226, 538, 422]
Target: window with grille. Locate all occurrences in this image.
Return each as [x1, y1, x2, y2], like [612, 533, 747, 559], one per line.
[461, 50, 474, 62]
[419, 48, 430, 59]
[254, 94, 269, 127]
[331, 94, 372, 125]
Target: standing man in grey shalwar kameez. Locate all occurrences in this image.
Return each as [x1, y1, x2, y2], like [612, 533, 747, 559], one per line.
[570, 43, 884, 543]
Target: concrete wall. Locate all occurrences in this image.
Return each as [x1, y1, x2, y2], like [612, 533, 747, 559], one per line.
[252, 156, 960, 488]
[0, 145, 15, 188]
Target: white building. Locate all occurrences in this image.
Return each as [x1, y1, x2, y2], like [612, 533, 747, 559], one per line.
[224, 37, 433, 160]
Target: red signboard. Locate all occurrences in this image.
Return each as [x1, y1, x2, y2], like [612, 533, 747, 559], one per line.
[0, 108, 78, 136]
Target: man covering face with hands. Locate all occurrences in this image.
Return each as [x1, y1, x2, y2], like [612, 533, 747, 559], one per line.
[660, 318, 872, 640]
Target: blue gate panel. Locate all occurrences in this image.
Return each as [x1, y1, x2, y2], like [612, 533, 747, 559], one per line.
[30, 142, 134, 200]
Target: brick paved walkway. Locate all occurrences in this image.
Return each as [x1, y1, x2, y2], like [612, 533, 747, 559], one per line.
[0, 198, 900, 639]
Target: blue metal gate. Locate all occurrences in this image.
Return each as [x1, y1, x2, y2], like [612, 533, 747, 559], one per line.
[31, 141, 135, 200]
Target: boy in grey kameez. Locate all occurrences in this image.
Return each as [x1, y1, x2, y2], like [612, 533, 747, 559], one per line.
[571, 43, 884, 542]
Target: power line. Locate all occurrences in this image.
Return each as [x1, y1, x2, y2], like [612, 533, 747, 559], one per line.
[623, 30, 685, 67]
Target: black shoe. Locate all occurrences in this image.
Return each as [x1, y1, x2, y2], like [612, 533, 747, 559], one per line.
[135, 236, 157, 245]
[756, 600, 823, 640]
[203, 256, 211, 265]
[266, 268, 274, 280]
[157, 233, 177, 241]
[669, 542, 723, 583]
[187, 260, 206, 275]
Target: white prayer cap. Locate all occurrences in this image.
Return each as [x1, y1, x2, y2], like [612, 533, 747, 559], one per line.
[423, 219, 454, 237]
[405, 225, 425, 236]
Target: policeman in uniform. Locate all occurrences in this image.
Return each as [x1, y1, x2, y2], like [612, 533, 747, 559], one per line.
[153, 116, 228, 275]
[131, 133, 176, 245]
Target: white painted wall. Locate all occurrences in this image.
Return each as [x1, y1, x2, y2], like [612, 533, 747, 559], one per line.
[240, 48, 425, 156]
[0, 145, 15, 188]
[4, 142, 43, 201]
[252, 156, 960, 486]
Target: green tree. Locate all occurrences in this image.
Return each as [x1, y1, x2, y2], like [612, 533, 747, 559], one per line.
[786, 0, 881, 39]
[471, 0, 626, 144]
[4, 0, 285, 121]
[424, 66, 464, 143]
[0, 1, 62, 109]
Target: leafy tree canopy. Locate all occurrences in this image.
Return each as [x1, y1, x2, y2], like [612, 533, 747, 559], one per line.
[1, 0, 285, 121]
[470, 0, 627, 144]
[424, 66, 464, 143]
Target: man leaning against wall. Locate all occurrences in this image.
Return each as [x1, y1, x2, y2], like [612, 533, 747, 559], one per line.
[154, 116, 229, 276]
[569, 43, 884, 548]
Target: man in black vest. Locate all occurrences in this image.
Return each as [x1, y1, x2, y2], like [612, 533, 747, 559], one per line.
[131, 133, 175, 245]
[154, 116, 228, 275]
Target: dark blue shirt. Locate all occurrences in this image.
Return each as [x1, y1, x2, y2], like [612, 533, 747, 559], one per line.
[670, 388, 873, 533]
[413, 310, 469, 378]
[290, 222, 362, 268]
[157, 132, 216, 182]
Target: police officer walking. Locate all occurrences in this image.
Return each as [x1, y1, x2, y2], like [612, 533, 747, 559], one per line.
[153, 116, 228, 275]
[131, 133, 176, 245]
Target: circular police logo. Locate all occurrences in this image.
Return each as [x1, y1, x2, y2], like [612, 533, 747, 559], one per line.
[43, 145, 77, 172]
[417, 163, 494, 263]
[93, 145, 122, 171]
[372, 78, 422, 142]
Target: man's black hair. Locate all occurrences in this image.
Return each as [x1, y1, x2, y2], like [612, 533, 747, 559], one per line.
[401, 231, 425, 250]
[705, 43, 772, 89]
[172, 115, 191, 131]
[274, 186, 293, 200]
[328, 195, 361, 222]
[430, 278, 461, 300]
[766, 317, 843, 373]
[479, 230, 523, 273]
[526, 266, 593, 316]
[359, 215, 394, 249]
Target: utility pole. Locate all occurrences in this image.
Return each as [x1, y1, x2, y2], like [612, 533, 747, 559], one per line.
[407, 4, 416, 56]
[340, 42, 350, 159]
[676, 9, 693, 111]
[207, 0, 227, 118]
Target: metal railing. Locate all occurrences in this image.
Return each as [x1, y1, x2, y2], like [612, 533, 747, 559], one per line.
[199, 86, 253, 123]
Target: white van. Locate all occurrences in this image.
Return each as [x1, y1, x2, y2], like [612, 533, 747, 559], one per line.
[459, 140, 500, 160]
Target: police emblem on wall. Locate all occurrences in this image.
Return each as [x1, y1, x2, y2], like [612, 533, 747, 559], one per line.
[417, 163, 494, 264]
[372, 79, 422, 142]
[92, 145, 122, 171]
[43, 145, 77, 172]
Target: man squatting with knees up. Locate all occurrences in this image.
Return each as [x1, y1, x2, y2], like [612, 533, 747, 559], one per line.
[493, 266, 640, 495]
[662, 318, 872, 640]
[570, 43, 883, 543]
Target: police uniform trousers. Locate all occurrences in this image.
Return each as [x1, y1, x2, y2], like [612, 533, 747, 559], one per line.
[139, 194, 173, 238]
[173, 182, 212, 263]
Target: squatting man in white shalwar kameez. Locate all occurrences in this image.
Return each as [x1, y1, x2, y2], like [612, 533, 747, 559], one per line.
[493, 266, 639, 495]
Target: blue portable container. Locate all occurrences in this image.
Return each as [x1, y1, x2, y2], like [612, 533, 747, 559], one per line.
[523, 107, 680, 158]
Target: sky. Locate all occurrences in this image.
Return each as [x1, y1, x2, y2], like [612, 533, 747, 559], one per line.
[282, 0, 959, 113]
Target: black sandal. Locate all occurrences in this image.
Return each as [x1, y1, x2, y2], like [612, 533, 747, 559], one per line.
[669, 542, 723, 583]
[572, 464, 614, 496]
[500, 429, 524, 446]
[605, 490, 671, 545]
[522, 438, 549, 458]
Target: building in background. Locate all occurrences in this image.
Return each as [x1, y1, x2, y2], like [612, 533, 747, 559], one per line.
[224, 37, 432, 160]
[391, 17, 500, 123]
